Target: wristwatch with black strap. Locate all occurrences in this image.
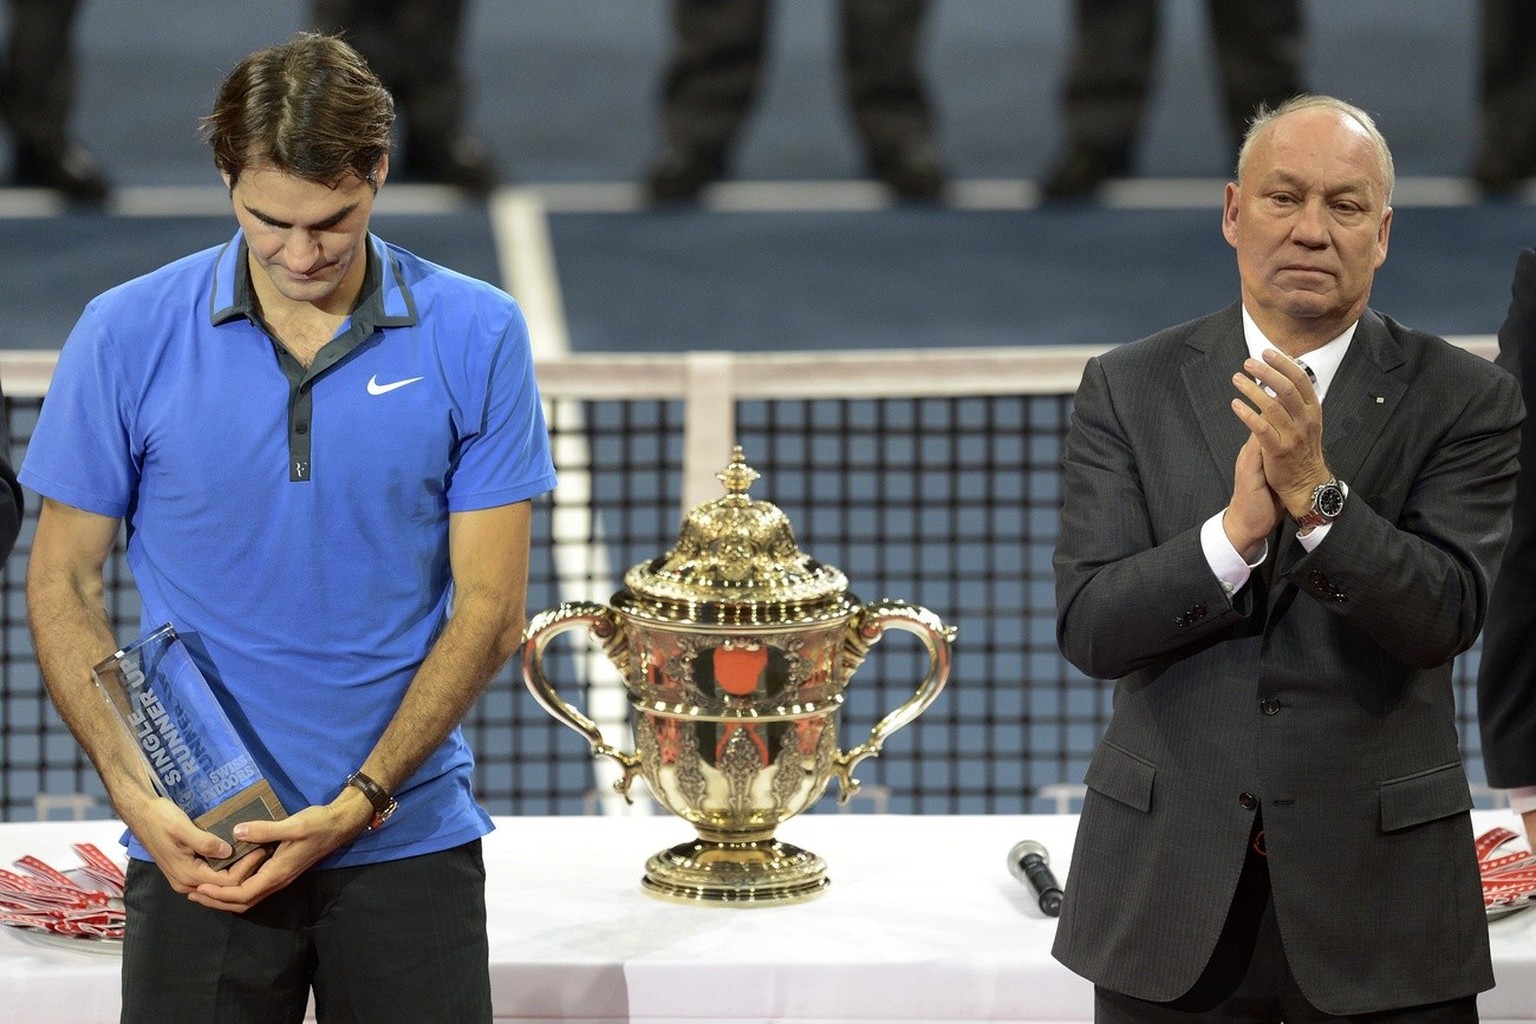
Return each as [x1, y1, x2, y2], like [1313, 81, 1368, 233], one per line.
[344, 769, 398, 830]
[1294, 477, 1346, 530]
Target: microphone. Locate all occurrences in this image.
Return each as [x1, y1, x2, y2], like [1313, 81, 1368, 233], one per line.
[1008, 840, 1063, 917]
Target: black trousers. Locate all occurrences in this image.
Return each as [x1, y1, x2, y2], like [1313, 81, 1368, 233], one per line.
[120, 840, 492, 1024]
[312, 0, 470, 155]
[1057, 0, 1302, 165]
[656, 0, 935, 167]
[1, 0, 85, 149]
[1476, 0, 1536, 177]
[1093, 836, 1479, 1023]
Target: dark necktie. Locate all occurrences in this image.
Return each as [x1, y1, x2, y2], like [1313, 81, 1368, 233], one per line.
[1298, 359, 1317, 390]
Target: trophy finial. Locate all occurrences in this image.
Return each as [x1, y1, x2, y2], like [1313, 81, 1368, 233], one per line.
[622, 441, 848, 617]
[717, 446, 759, 499]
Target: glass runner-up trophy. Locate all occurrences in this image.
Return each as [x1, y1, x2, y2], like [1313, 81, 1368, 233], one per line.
[92, 624, 286, 869]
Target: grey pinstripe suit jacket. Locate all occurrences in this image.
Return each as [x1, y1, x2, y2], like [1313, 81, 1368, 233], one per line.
[1050, 302, 1522, 1014]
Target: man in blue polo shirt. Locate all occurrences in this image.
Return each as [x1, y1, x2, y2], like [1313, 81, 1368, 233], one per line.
[22, 33, 555, 1022]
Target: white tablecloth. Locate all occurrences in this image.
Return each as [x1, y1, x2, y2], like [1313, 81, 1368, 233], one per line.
[1, 811, 1532, 1023]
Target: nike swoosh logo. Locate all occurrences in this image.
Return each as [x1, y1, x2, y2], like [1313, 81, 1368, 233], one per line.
[367, 374, 424, 396]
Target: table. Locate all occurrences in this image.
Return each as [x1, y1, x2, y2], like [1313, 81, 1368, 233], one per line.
[1, 812, 1532, 1023]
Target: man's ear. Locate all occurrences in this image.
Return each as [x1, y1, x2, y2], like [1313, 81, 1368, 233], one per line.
[1373, 205, 1392, 269]
[1221, 181, 1241, 249]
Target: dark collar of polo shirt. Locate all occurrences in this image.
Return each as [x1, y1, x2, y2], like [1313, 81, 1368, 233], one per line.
[210, 233, 420, 482]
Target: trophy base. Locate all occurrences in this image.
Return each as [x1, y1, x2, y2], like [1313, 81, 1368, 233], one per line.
[641, 836, 829, 905]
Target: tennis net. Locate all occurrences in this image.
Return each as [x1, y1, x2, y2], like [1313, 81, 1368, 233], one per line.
[0, 343, 1499, 820]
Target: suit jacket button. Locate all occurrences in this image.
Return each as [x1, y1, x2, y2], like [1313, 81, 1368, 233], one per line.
[1260, 698, 1281, 716]
[1238, 792, 1258, 810]
[1191, 603, 1207, 620]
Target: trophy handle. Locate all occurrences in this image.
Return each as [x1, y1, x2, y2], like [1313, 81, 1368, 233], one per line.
[519, 602, 644, 803]
[832, 600, 956, 803]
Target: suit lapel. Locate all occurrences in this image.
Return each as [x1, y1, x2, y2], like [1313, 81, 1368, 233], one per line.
[1179, 309, 1286, 622]
[1317, 310, 1407, 480]
[1183, 305, 1252, 494]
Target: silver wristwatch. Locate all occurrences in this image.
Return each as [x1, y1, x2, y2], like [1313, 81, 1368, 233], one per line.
[1295, 478, 1345, 530]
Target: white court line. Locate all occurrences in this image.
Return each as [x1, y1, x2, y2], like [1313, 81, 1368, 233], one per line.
[518, 177, 1535, 214]
[0, 184, 484, 219]
[490, 187, 646, 817]
[3, 177, 1526, 220]
[492, 188, 571, 360]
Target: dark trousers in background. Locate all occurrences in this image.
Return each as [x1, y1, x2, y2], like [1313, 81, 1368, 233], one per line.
[2, 0, 84, 150]
[1475, 0, 1536, 187]
[312, 0, 469, 160]
[1057, 0, 1302, 167]
[656, 0, 936, 172]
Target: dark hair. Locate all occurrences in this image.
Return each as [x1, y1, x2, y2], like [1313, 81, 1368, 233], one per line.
[201, 32, 394, 188]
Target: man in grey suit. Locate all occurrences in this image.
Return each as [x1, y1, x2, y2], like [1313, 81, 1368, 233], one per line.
[1053, 95, 1522, 1020]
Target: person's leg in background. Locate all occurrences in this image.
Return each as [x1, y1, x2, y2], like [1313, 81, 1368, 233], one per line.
[645, 0, 770, 202]
[840, 0, 946, 201]
[1040, 0, 1156, 200]
[1208, 0, 1303, 174]
[1473, 0, 1536, 192]
[2, 0, 110, 202]
[313, 0, 498, 195]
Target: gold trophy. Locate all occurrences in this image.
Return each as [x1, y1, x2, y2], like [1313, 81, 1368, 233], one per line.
[521, 447, 954, 904]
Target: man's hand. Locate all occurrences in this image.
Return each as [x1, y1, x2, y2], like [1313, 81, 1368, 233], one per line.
[120, 793, 268, 894]
[1231, 349, 1332, 518]
[186, 794, 372, 913]
[1524, 808, 1536, 852]
[1224, 434, 1282, 559]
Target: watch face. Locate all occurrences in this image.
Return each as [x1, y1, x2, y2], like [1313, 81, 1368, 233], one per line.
[368, 799, 397, 830]
[1317, 484, 1345, 519]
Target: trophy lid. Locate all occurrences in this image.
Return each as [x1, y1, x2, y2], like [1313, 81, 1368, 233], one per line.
[616, 447, 853, 625]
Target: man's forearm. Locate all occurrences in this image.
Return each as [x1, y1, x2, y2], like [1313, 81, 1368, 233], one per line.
[356, 587, 524, 795]
[27, 572, 154, 814]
